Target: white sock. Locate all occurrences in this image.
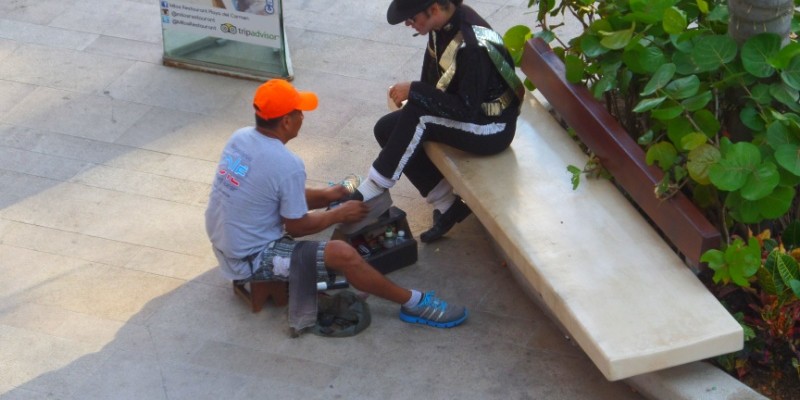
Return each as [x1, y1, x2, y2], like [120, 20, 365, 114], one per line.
[356, 179, 385, 201]
[426, 179, 456, 213]
[403, 289, 422, 308]
[356, 167, 395, 201]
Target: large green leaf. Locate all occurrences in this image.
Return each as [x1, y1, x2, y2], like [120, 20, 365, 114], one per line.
[757, 264, 780, 295]
[623, 44, 667, 74]
[642, 63, 677, 95]
[741, 33, 781, 78]
[772, 42, 800, 69]
[726, 191, 762, 223]
[673, 51, 701, 74]
[667, 117, 692, 145]
[766, 121, 799, 149]
[726, 237, 762, 286]
[646, 141, 678, 169]
[536, 0, 554, 19]
[749, 83, 773, 105]
[696, 0, 709, 13]
[740, 106, 765, 131]
[781, 221, 800, 249]
[754, 184, 795, 218]
[600, 26, 635, 50]
[592, 74, 616, 99]
[701, 249, 728, 283]
[781, 56, 800, 90]
[629, 0, 677, 24]
[707, 3, 729, 22]
[694, 109, 721, 137]
[770, 83, 800, 112]
[588, 18, 613, 35]
[664, 75, 700, 99]
[681, 90, 712, 111]
[533, 30, 555, 43]
[691, 35, 737, 72]
[580, 34, 608, 58]
[650, 102, 684, 120]
[671, 30, 699, 52]
[681, 132, 709, 151]
[740, 161, 779, 201]
[708, 141, 761, 191]
[504, 25, 532, 65]
[776, 247, 800, 286]
[687, 143, 720, 184]
[564, 54, 585, 83]
[774, 143, 800, 176]
[764, 251, 788, 295]
[634, 96, 667, 112]
[779, 166, 800, 186]
[640, 46, 668, 74]
[790, 279, 800, 298]
[663, 7, 687, 34]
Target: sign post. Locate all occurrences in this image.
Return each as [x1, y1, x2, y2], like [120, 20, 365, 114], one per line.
[159, 0, 292, 81]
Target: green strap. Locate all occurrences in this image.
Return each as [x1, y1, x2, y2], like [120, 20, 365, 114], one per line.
[472, 26, 524, 103]
[433, 26, 524, 115]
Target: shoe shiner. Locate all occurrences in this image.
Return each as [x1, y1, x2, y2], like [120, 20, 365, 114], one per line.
[204, 79, 468, 333]
[347, 0, 523, 243]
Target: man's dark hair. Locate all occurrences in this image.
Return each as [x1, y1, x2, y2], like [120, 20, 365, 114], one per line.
[434, 0, 461, 11]
[438, 0, 462, 7]
[255, 114, 282, 130]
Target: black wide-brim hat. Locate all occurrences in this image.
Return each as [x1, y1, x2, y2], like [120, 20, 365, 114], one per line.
[386, 0, 437, 25]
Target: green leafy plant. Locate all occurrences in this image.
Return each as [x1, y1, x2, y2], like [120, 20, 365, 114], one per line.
[504, 2, 800, 246]
[705, 227, 800, 382]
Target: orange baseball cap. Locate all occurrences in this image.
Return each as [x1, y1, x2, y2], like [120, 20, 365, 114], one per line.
[253, 79, 318, 120]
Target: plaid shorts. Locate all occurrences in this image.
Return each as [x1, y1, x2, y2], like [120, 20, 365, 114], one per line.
[249, 237, 328, 282]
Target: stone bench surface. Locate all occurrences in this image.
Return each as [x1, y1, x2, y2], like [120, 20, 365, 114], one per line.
[424, 94, 742, 381]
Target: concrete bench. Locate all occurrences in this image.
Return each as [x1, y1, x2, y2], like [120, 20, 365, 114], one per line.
[423, 43, 742, 380]
[521, 38, 721, 267]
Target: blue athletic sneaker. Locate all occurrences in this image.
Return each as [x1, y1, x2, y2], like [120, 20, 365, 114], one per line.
[399, 291, 468, 328]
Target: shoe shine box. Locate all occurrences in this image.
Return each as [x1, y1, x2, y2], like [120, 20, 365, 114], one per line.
[331, 207, 418, 275]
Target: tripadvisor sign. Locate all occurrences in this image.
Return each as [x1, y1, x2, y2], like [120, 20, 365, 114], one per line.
[162, 0, 282, 48]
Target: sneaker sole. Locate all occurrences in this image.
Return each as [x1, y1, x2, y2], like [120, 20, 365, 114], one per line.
[398, 309, 468, 328]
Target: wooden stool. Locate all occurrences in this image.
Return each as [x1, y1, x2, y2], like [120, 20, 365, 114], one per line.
[233, 280, 288, 313]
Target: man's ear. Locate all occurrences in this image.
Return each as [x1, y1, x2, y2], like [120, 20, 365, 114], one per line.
[427, 4, 437, 17]
[280, 113, 292, 129]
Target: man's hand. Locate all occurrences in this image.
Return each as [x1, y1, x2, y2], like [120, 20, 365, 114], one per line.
[283, 199, 367, 237]
[335, 200, 369, 223]
[327, 185, 351, 202]
[389, 82, 412, 108]
[306, 185, 351, 210]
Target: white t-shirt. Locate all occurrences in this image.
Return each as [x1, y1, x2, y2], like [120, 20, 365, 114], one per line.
[205, 127, 308, 280]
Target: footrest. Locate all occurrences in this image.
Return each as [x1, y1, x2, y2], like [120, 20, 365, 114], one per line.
[233, 279, 288, 313]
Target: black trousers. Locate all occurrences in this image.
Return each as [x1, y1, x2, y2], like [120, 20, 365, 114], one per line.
[372, 102, 517, 197]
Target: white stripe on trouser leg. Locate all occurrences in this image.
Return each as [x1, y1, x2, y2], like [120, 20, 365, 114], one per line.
[391, 115, 508, 180]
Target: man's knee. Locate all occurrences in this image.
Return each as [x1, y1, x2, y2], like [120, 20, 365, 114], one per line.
[324, 240, 362, 270]
[374, 111, 401, 146]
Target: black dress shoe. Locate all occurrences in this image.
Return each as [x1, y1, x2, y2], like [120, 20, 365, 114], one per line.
[420, 197, 472, 243]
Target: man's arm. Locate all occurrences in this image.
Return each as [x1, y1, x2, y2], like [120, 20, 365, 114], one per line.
[283, 200, 368, 237]
[305, 185, 349, 210]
